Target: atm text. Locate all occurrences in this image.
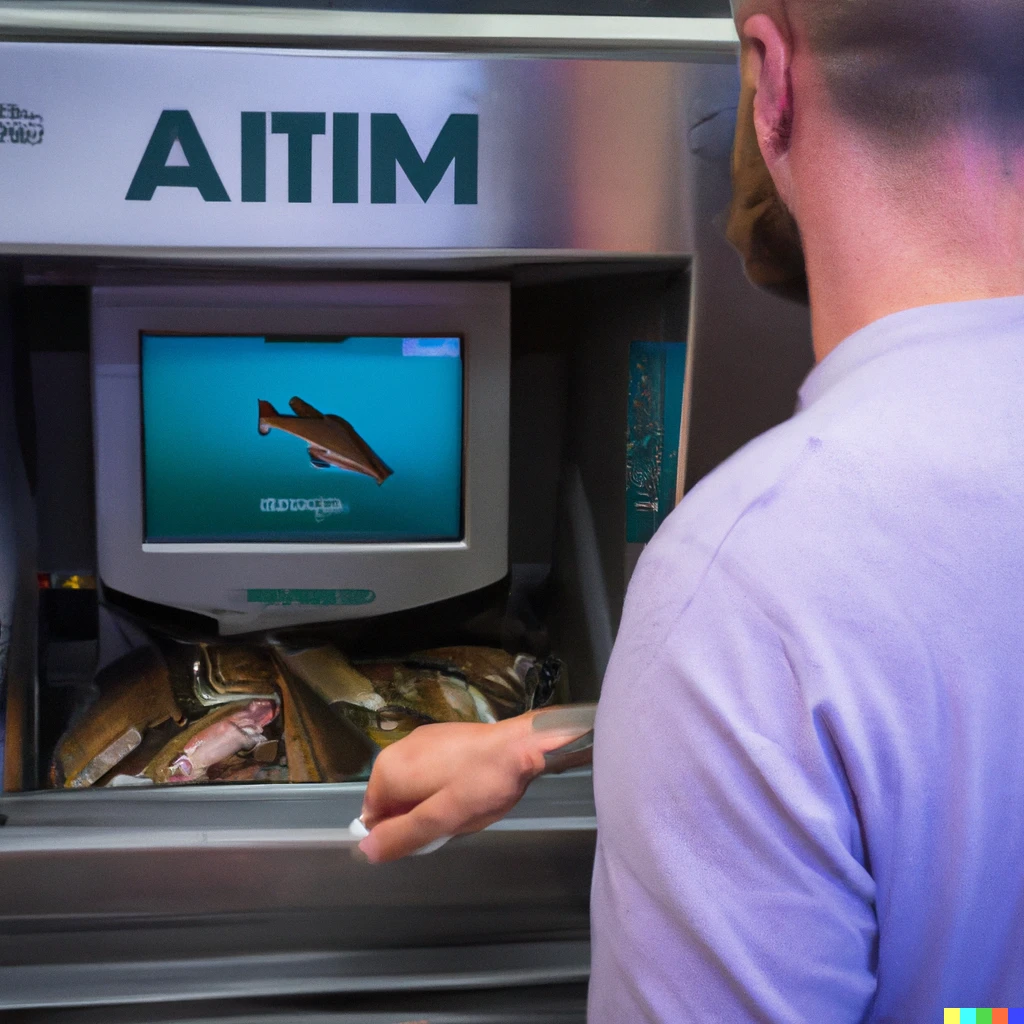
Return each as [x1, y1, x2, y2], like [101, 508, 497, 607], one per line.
[126, 110, 479, 205]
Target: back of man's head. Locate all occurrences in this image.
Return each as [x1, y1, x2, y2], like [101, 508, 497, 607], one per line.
[727, 0, 1024, 304]
[732, 0, 1024, 145]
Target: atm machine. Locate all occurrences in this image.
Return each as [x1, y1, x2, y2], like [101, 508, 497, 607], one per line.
[0, 2, 812, 1020]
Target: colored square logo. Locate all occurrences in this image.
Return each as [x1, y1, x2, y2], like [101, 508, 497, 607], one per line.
[946, 1011, 1024, 1023]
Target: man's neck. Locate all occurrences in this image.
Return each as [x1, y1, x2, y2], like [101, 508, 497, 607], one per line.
[795, 126, 1024, 363]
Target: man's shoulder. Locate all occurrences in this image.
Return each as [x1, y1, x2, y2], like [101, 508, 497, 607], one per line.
[616, 411, 829, 664]
[634, 312, 1014, 614]
[623, 308, 1024, 658]
[637, 412, 823, 591]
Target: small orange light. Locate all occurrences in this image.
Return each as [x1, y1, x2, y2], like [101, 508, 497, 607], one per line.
[37, 572, 51, 590]
[53, 574, 97, 591]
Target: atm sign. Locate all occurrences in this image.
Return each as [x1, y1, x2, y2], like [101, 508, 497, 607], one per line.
[126, 110, 479, 205]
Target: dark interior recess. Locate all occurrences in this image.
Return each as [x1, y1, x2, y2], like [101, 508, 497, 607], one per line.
[8, 262, 690, 791]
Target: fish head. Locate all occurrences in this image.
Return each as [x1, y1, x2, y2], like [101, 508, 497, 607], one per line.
[370, 706, 435, 747]
[523, 656, 563, 710]
[167, 753, 196, 782]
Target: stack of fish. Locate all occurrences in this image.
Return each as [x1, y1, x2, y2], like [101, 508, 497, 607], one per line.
[50, 642, 562, 788]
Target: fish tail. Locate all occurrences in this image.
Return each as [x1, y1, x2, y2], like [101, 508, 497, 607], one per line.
[258, 399, 277, 435]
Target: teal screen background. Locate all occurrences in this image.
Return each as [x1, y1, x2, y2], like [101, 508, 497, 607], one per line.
[142, 335, 463, 543]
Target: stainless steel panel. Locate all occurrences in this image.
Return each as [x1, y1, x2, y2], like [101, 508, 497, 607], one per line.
[1, 944, 590, 1010]
[0, 774, 595, 1010]
[0, 45, 737, 255]
[13, 984, 589, 1023]
[0, 4, 737, 56]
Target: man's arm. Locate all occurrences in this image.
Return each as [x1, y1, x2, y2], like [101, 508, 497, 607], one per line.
[358, 704, 595, 863]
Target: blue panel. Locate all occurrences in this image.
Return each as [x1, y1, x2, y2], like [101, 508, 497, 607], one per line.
[626, 340, 687, 544]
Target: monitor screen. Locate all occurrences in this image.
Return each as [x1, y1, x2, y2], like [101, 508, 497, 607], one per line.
[141, 334, 463, 543]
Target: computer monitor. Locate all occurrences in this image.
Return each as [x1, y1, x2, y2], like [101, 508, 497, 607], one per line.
[92, 283, 510, 634]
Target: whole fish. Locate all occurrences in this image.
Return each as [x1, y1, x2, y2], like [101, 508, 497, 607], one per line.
[272, 643, 385, 713]
[351, 648, 564, 747]
[163, 641, 282, 718]
[277, 670, 376, 783]
[397, 648, 564, 717]
[258, 396, 392, 484]
[160, 699, 278, 784]
[51, 646, 185, 789]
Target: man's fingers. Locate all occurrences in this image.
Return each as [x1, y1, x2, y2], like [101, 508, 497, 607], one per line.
[359, 790, 461, 864]
[360, 742, 429, 828]
[361, 723, 481, 827]
[358, 717, 544, 859]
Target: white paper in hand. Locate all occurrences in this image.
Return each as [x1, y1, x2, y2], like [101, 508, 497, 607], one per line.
[349, 816, 451, 856]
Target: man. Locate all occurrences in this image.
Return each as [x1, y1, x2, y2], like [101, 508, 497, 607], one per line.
[360, 0, 1024, 1018]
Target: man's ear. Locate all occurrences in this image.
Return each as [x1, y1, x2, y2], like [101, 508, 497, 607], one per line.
[741, 13, 795, 206]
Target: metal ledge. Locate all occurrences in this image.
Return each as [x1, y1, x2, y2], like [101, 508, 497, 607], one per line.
[0, 769, 595, 827]
[5, 249, 691, 273]
[0, 776, 595, 1009]
[0, 941, 591, 1010]
[0, 3, 739, 55]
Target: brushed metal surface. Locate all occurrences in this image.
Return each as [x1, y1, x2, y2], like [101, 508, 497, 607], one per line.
[13, 984, 590, 1022]
[0, 46, 739, 254]
[0, 3, 737, 54]
[1, 944, 591, 1010]
[0, 774, 595, 1009]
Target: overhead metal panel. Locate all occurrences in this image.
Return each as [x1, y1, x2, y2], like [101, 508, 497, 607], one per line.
[0, 44, 744, 256]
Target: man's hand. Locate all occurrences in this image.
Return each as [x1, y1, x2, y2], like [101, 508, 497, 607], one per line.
[359, 708, 594, 863]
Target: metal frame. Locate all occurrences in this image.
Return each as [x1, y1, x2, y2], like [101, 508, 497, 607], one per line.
[0, 2, 738, 54]
[0, 773, 596, 1010]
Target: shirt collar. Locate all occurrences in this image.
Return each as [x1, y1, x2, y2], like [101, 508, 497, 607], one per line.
[798, 294, 1024, 410]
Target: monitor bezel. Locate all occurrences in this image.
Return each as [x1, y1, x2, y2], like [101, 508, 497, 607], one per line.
[92, 283, 510, 634]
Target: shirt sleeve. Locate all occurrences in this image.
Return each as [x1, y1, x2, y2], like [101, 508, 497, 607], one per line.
[588, 553, 878, 1024]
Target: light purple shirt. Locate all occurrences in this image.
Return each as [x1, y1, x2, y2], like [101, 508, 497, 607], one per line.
[590, 297, 1024, 1022]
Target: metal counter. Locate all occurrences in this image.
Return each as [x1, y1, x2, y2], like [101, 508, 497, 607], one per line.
[0, 773, 595, 1010]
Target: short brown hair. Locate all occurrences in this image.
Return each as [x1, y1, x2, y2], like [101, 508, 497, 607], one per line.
[791, 0, 1024, 144]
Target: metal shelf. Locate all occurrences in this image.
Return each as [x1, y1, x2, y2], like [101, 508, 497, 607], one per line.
[0, 773, 595, 1010]
[0, 2, 738, 55]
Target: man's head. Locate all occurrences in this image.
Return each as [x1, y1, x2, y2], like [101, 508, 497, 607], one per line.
[726, 0, 1024, 302]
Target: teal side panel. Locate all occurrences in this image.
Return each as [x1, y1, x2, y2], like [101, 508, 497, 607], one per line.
[626, 341, 688, 544]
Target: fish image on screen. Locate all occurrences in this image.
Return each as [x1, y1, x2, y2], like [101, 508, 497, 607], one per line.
[257, 397, 393, 485]
[141, 335, 463, 543]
